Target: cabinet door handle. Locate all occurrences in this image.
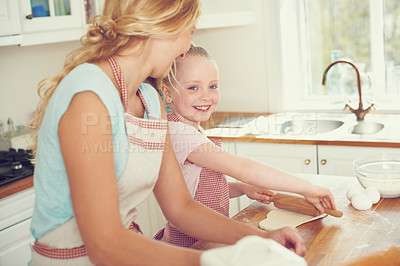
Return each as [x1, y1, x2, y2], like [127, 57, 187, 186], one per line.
[304, 159, 311, 165]
[321, 159, 327, 165]
[26, 14, 33, 19]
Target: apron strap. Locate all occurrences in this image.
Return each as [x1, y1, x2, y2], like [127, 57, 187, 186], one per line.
[32, 221, 143, 260]
[107, 57, 151, 116]
[107, 56, 129, 111]
[137, 90, 151, 117]
[32, 242, 88, 260]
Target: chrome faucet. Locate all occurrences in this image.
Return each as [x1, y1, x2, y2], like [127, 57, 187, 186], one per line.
[322, 59, 374, 121]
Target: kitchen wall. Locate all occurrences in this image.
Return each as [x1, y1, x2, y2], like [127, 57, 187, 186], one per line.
[0, 41, 81, 127]
[192, 24, 269, 113]
[0, 0, 269, 128]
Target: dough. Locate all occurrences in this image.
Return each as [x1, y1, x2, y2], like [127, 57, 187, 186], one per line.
[259, 209, 327, 231]
[201, 236, 307, 266]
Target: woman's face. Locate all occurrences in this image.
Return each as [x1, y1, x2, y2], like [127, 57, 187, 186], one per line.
[150, 26, 196, 78]
[165, 55, 220, 128]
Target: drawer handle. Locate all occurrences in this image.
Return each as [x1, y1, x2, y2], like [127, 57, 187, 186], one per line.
[321, 159, 327, 165]
[304, 159, 310, 165]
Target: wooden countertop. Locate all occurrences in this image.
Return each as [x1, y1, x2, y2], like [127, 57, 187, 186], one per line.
[203, 112, 400, 148]
[192, 174, 400, 265]
[0, 176, 33, 199]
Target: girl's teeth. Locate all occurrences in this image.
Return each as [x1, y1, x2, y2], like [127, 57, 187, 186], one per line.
[195, 106, 209, 110]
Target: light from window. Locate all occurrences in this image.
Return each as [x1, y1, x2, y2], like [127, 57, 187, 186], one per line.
[306, 0, 371, 98]
[384, 1, 400, 96]
[281, 0, 400, 110]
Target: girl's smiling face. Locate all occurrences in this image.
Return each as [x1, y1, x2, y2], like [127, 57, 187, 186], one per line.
[163, 55, 220, 128]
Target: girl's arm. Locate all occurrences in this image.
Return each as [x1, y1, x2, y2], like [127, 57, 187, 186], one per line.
[228, 181, 246, 198]
[228, 182, 274, 204]
[186, 142, 336, 213]
[59, 91, 201, 266]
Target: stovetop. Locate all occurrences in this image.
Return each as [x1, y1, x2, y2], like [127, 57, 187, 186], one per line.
[0, 148, 34, 187]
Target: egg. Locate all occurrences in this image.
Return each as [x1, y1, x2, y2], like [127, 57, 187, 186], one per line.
[351, 193, 372, 211]
[346, 186, 364, 201]
[364, 187, 380, 204]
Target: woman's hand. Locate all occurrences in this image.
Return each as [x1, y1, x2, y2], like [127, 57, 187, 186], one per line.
[303, 185, 336, 214]
[264, 226, 306, 256]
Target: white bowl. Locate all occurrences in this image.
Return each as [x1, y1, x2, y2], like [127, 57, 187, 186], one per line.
[353, 154, 400, 198]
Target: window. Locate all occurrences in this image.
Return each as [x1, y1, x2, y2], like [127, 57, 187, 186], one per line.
[264, 0, 400, 111]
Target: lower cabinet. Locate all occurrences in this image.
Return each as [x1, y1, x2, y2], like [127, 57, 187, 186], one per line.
[0, 188, 35, 266]
[235, 142, 400, 177]
[235, 142, 318, 174]
[317, 145, 400, 176]
[0, 218, 34, 266]
[232, 142, 400, 211]
[235, 142, 318, 211]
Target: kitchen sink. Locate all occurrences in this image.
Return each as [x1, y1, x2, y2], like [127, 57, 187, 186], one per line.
[350, 121, 384, 135]
[215, 116, 258, 128]
[280, 120, 344, 135]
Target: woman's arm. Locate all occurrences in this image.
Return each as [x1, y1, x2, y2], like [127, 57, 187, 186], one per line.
[59, 91, 201, 266]
[152, 127, 306, 255]
[186, 142, 336, 213]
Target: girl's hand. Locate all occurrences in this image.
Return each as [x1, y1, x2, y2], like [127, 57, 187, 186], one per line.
[242, 184, 275, 204]
[303, 185, 336, 214]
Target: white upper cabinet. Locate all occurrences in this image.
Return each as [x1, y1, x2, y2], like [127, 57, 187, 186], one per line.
[86, 0, 256, 29]
[0, 0, 255, 47]
[0, 0, 21, 36]
[197, 0, 255, 29]
[18, 0, 85, 45]
[19, 0, 84, 32]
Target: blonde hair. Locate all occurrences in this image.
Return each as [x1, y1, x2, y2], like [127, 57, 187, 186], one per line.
[29, 0, 201, 154]
[162, 45, 212, 88]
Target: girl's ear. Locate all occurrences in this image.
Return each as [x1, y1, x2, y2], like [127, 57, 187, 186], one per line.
[161, 84, 173, 103]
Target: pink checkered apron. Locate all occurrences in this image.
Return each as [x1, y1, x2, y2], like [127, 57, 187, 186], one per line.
[154, 114, 229, 247]
[30, 57, 167, 265]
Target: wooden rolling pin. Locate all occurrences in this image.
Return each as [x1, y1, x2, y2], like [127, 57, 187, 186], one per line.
[270, 193, 343, 217]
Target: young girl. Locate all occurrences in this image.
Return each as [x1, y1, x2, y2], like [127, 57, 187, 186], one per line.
[28, 1, 307, 265]
[155, 45, 337, 247]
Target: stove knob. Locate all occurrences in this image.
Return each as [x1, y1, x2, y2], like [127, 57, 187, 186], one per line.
[11, 161, 23, 173]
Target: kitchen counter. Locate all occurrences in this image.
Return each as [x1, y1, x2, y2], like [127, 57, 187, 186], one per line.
[203, 112, 400, 148]
[2, 112, 399, 199]
[192, 174, 400, 265]
[0, 176, 33, 200]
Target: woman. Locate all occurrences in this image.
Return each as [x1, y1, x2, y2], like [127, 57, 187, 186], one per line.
[29, 0, 305, 265]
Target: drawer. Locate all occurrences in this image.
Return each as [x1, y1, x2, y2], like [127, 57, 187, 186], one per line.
[0, 188, 35, 231]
